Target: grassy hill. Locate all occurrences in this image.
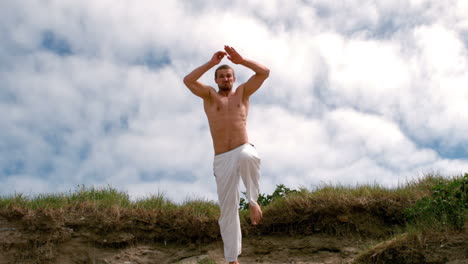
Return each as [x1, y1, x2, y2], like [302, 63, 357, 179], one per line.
[0, 173, 466, 263]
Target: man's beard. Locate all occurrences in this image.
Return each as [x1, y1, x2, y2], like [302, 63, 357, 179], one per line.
[218, 83, 232, 91]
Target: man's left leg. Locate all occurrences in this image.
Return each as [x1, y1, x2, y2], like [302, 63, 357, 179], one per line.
[239, 144, 262, 225]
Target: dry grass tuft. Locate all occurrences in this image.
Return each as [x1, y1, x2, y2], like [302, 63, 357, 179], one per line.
[244, 174, 444, 238]
[352, 227, 468, 264]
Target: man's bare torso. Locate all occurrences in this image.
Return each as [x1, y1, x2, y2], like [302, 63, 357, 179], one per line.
[204, 85, 249, 155]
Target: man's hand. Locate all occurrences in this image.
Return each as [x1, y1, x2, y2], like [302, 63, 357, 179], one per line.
[225, 45, 244, 64]
[210, 51, 227, 65]
[184, 51, 225, 99]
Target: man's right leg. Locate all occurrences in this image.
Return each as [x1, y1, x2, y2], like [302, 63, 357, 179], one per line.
[214, 152, 242, 262]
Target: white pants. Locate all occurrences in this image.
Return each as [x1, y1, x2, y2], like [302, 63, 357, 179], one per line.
[213, 143, 261, 262]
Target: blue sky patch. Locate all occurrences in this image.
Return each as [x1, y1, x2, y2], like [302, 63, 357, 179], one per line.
[428, 141, 468, 160]
[41, 30, 73, 56]
[43, 132, 66, 155]
[103, 115, 130, 134]
[38, 162, 54, 177]
[137, 50, 171, 69]
[2, 160, 25, 176]
[79, 142, 92, 161]
[140, 170, 196, 182]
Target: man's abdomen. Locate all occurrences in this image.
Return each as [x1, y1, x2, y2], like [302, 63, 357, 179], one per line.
[210, 124, 249, 155]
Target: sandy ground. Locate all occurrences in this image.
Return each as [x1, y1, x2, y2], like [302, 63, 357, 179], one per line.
[0, 212, 366, 264]
[53, 235, 366, 264]
[1, 215, 466, 264]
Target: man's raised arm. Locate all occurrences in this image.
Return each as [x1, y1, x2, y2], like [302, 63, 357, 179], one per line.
[224, 46, 270, 97]
[183, 51, 226, 99]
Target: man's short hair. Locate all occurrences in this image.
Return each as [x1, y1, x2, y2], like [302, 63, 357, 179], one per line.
[215, 64, 234, 78]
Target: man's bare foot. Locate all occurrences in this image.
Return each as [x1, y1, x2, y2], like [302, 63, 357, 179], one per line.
[249, 203, 263, 225]
[228, 261, 239, 264]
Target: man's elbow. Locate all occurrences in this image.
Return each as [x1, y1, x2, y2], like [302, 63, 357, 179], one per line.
[183, 76, 192, 86]
[260, 68, 270, 79]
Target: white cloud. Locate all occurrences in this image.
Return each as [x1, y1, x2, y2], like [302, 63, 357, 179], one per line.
[319, 35, 411, 115]
[1, 0, 467, 203]
[249, 106, 451, 193]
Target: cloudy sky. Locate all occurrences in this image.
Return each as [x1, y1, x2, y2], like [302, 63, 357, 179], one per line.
[1, 0, 467, 203]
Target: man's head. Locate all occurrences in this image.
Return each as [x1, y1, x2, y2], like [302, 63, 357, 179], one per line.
[215, 64, 236, 92]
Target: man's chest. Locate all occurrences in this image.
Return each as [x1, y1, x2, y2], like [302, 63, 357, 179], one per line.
[204, 95, 249, 117]
[217, 97, 243, 111]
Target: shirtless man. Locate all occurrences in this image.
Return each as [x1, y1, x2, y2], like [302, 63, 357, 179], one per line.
[183, 45, 270, 263]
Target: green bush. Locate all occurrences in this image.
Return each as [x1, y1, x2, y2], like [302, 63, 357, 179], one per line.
[239, 184, 298, 210]
[405, 173, 467, 230]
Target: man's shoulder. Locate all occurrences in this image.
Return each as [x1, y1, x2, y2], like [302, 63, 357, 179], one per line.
[234, 83, 252, 101]
[199, 86, 217, 99]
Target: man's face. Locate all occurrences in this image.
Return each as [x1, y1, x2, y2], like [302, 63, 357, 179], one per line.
[215, 69, 235, 92]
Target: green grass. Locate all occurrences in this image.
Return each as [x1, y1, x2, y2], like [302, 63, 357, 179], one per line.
[133, 193, 177, 210]
[0, 173, 465, 239]
[0, 185, 172, 210]
[0, 174, 444, 210]
[180, 199, 220, 218]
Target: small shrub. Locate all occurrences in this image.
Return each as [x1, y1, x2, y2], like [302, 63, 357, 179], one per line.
[405, 173, 467, 230]
[239, 184, 298, 210]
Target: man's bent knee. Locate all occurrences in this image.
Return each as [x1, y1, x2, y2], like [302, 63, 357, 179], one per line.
[239, 148, 259, 164]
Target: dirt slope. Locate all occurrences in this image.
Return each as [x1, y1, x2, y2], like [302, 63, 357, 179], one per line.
[0, 212, 367, 263]
[0, 213, 366, 264]
[2, 214, 467, 264]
